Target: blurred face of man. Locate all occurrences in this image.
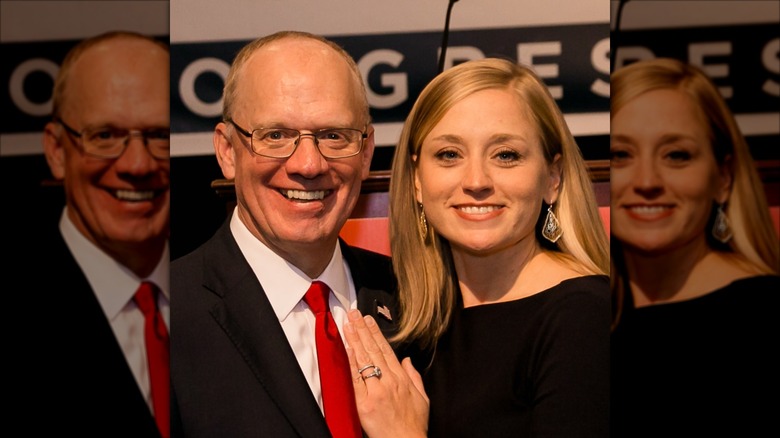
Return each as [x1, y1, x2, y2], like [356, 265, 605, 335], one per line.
[214, 37, 374, 273]
[44, 37, 170, 269]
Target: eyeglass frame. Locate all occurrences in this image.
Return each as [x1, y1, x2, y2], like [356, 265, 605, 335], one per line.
[225, 118, 368, 159]
[54, 116, 171, 160]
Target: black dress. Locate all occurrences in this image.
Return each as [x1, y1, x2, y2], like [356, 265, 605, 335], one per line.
[422, 275, 610, 438]
[611, 275, 780, 437]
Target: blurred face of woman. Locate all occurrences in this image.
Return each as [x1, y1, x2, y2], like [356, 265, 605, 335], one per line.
[414, 87, 559, 256]
[610, 88, 730, 255]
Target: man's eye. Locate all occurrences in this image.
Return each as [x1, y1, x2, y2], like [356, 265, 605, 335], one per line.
[320, 131, 347, 141]
[92, 130, 115, 140]
[146, 130, 170, 140]
[262, 130, 295, 141]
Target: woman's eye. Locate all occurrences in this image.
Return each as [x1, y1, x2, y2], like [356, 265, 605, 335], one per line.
[666, 150, 691, 161]
[494, 149, 520, 162]
[610, 149, 629, 160]
[435, 150, 460, 161]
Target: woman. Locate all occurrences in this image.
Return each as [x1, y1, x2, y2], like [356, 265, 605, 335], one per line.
[344, 58, 610, 437]
[610, 58, 780, 437]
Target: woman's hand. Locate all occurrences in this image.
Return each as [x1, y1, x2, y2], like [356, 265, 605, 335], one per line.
[344, 309, 429, 438]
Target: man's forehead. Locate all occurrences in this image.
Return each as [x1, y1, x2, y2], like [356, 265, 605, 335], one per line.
[80, 36, 164, 59]
[60, 39, 168, 118]
[238, 41, 351, 94]
[261, 37, 333, 55]
[247, 40, 336, 74]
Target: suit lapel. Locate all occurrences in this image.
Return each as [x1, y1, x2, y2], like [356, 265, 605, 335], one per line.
[202, 224, 329, 437]
[47, 230, 161, 435]
[340, 240, 399, 337]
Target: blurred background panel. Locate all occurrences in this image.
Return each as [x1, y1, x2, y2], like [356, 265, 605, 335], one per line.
[0, 0, 169, 226]
[168, 0, 611, 259]
[611, 1, 779, 212]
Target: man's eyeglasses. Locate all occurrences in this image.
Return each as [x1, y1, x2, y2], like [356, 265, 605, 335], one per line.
[226, 118, 367, 159]
[55, 117, 170, 159]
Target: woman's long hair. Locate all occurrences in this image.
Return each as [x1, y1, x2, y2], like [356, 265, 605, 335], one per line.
[389, 58, 609, 349]
[610, 58, 779, 330]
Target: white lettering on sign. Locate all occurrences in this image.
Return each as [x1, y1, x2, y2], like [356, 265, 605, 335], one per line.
[9, 58, 59, 116]
[518, 41, 563, 99]
[179, 57, 230, 117]
[358, 49, 408, 109]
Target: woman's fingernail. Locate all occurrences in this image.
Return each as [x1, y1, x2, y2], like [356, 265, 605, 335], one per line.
[348, 309, 361, 320]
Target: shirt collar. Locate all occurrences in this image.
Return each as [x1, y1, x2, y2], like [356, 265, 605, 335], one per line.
[59, 207, 170, 321]
[229, 209, 353, 322]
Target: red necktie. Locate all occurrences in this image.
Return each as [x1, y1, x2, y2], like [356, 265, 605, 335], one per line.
[134, 281, 170, 438]
[303, 281, 361, 438]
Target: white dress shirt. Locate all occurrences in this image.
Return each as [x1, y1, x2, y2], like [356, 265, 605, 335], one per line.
[229, 208, 357, 413]
[59, 207, 170, 413]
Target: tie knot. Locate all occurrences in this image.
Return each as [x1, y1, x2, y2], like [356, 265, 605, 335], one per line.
[134, 281, 159, 316]
[303, 281, 330, 315]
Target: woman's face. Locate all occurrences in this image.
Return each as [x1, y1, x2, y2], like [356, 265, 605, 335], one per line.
[610, 88, 730, 255]
[414, 87, 560, 256]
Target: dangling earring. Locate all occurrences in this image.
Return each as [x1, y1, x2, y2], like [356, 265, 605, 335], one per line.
[542, 204, 563, 243]
[712, 203, 733, 244]
[418, 204, 428, 240]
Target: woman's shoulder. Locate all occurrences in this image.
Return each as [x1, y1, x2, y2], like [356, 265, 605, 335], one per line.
[525, 274, 610, 313]
[532, 251, 604, 289]
[556, 274, 610, 290]
[549, 274, 610, 304]
[716, 274, 780, 297]
[545, 252, 608, 293]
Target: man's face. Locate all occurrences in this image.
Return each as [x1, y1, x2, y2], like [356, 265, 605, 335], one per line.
[45, 37, 170, 259]
[215, 38, 374, 263]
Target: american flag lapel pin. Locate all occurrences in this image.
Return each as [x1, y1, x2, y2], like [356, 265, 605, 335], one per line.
[376, 303, 393, 321]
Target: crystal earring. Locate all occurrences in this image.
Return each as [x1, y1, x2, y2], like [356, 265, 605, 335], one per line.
[418, 204, 428, 240]
[542, 204, 563, 243]
[712, 203, 733, 244]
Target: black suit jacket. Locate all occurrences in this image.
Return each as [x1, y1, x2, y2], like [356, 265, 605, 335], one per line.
[171, 219, 399, 438]
[9, 206, 161, 437]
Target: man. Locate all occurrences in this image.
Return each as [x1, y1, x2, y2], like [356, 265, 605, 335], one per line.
[9, 32, 170, 437]
[171, 31, 398, 437]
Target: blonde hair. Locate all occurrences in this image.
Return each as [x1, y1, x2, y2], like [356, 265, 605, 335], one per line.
[52, 31, 168, 118]
[221, 30, 369, 124]
[389, 58, 609, 349]
[610, 58, 780, 328]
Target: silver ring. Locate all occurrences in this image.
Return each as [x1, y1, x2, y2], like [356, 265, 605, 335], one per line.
[358, 364, 375, 374]
[358, 365, 382, 380]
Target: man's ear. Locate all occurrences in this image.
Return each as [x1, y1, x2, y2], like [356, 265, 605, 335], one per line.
[43, 122, 66, 180]
[545, 153, 562, 204]
[360, 126, 376, 180]
[214, 122, 237, 180]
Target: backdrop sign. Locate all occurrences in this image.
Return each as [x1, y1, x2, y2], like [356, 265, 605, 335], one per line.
[172, 24, 610, 131]
[1, 36, 169, 138]
[0, 0, 169, 157]
[614, 22, 779, 116]
[611, 0, 780, 161]
[169, 23, 611, 160]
